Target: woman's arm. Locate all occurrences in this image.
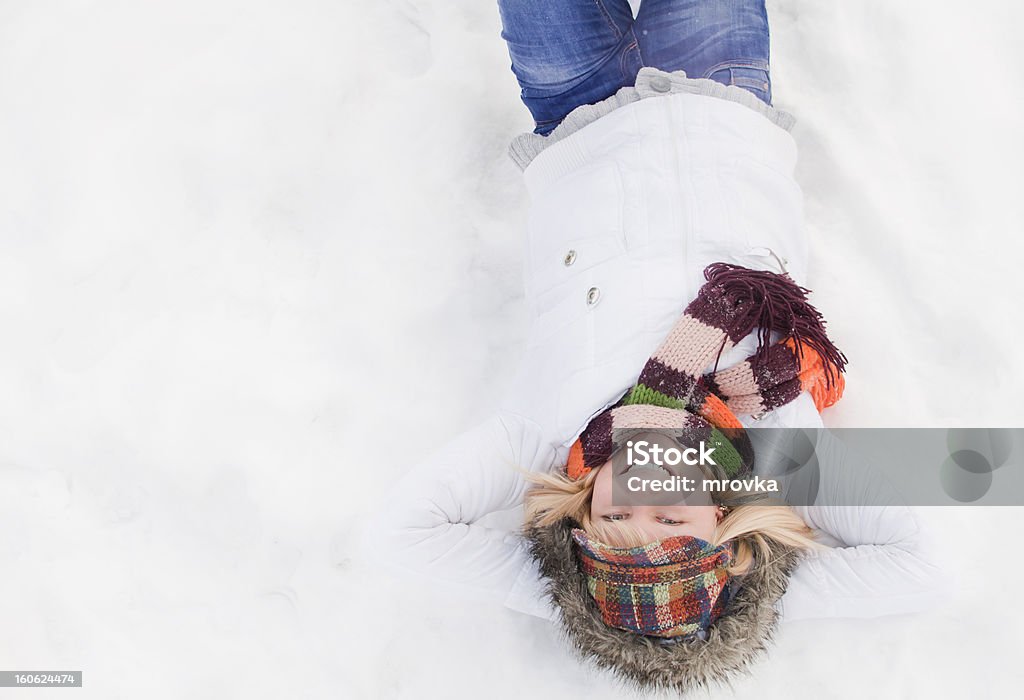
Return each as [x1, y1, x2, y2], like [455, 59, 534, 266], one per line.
[759, 400, 954, 621]
[779, 502, 951, 621]
[363, 412, 561, 621]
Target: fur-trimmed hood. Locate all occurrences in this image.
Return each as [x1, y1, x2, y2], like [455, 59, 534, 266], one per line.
[523, 518, 801, 695]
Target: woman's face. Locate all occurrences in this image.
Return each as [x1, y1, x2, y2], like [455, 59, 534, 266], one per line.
[590, 459, 722, 543]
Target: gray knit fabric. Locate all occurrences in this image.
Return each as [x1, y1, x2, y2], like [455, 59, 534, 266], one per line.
[508, 67, 797, 171]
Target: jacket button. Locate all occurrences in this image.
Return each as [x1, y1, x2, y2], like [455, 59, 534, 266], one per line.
[650, 75, 671, 93]
[586, 287, 601, 306]
[563, 249, 577, 266]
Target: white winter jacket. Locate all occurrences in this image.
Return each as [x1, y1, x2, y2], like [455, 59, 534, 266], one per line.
[368, 87, 951, 624]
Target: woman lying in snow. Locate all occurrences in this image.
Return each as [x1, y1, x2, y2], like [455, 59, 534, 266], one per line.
[367, 0, 950, 692]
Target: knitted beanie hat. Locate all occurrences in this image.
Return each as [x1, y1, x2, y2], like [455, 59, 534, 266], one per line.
[571, 529, 736, 638]
[566, 262, 847, 481]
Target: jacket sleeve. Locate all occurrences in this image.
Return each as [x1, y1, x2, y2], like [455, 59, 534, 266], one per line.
[363, 412, 561, 621]
[764, 402, 955, 621]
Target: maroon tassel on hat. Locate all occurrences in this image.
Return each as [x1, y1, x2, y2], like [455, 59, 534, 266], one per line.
[690, 263, 848, 389]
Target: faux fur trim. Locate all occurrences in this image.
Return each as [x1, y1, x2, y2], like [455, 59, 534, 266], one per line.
[523, 518, 801, 694]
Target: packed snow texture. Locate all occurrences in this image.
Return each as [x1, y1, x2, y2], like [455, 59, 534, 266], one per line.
[0, 0, 1022, 698]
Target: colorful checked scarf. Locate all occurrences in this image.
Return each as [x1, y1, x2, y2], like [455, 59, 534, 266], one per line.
[566, 262, 848, 481]
[572, 529, 737, 638]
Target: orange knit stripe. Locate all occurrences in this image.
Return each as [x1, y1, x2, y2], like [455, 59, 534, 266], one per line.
[699, 393, 744, 430]
[567, 439, 588, 480]
[785, 337, 845, 410]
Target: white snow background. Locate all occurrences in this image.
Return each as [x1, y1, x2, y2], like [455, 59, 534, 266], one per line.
[1, 0, 1022, 698]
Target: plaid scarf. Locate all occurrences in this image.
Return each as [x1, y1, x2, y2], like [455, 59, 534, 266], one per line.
[572, 529, 736, 638]
[567, 262, 847, 480]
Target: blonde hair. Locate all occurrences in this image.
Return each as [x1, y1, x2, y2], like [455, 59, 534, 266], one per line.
[523, 467, 822, 575]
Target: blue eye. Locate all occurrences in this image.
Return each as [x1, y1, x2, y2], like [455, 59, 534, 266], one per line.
[603, 513, 628, 522]
[658, 517, 683, 525]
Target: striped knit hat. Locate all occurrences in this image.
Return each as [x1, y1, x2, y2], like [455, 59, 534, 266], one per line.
[566, 262, 847, 481]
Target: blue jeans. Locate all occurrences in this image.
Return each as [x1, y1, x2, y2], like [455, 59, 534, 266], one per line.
[497, 0, 772, 135]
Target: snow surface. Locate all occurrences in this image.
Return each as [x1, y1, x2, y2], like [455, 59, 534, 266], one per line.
[1, 0, 1022, 698]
